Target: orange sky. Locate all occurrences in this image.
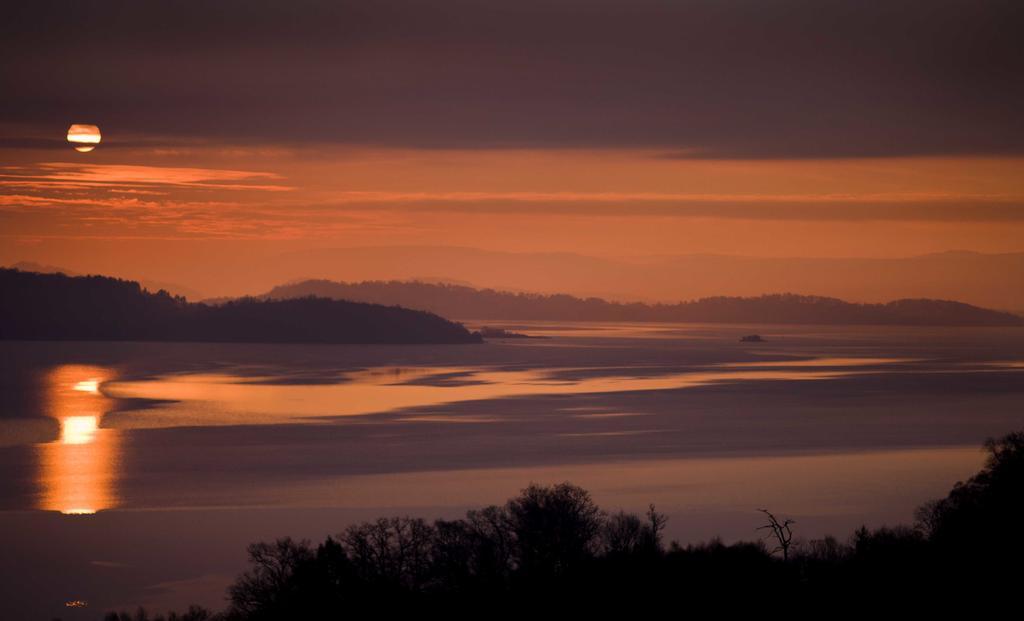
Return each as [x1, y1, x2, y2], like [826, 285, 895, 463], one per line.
[3, 142, 1023, 260]
[3, 2, 1022, 300]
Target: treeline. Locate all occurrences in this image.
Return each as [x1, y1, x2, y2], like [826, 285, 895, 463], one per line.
[107, 431, 1024, 618]
[259, 279, 1024, 326]
[0, 269, 480, 344]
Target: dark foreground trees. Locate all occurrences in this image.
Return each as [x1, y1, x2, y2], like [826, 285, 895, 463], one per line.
[107, 432, 1024, 619]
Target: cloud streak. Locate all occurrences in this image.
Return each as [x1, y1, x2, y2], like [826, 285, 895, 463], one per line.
[0, 163, 291, 192]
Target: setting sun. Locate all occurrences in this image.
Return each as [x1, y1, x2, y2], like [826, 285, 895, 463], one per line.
[66, 123, 101, 152]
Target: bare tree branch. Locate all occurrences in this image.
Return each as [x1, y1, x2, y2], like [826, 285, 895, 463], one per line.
[758, 508, 796, 561]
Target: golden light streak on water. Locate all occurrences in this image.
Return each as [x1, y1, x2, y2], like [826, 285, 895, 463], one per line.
[37, 365, 120, 515]
[102, 359, 890, 429]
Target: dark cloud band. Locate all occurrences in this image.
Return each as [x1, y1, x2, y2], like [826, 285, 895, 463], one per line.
[2, 0, 1021, 157]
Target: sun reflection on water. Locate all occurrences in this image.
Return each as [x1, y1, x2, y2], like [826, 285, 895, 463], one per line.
[59, 416, 99, 446]
[37, 365, 119, 515]
[73, 379, 100, 393]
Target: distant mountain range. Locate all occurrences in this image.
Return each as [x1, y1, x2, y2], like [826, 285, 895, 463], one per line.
[250, 247, 1024, 311]
[256, 279, 1024, 327]
[0, 269, 481, 344]
[11, 248, 1024, 310]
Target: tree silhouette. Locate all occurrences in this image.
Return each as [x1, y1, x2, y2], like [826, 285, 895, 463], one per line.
[506, 482, 603, 580]
[103, 432, 1024, 617]
[757, 508, 795, 561]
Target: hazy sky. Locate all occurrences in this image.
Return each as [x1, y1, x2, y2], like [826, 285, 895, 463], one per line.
[2, 0, 1022, 294]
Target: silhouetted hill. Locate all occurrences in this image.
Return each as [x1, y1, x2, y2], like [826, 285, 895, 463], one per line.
[0, 269, 481, 344]
[7, 260, 205, 301]
[258, 280, 1024, 326]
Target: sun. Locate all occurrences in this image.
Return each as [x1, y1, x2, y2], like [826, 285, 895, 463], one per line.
[67, 124, 101, 152]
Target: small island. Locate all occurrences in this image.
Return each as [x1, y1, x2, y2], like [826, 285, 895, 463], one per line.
[739, 334, 765, 342]
[478, 326, 546, 339]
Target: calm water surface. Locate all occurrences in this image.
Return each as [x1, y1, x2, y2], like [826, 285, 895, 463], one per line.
[2, 322, 1023, 617]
